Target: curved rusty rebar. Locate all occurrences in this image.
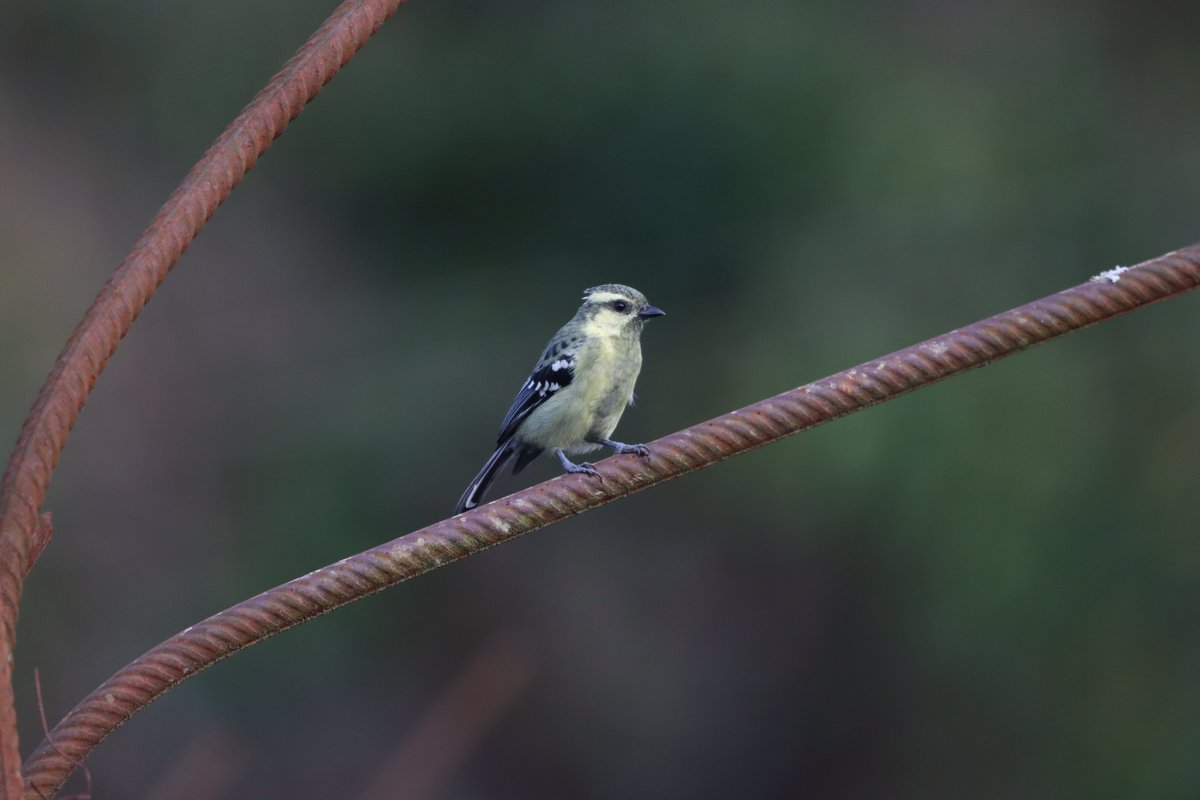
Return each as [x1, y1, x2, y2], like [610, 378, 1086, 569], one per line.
[0, 1, 405, 796]
[22, 245, 1200, 798]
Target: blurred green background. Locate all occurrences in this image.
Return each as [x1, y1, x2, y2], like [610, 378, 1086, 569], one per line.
[3, 1, 1200, 797]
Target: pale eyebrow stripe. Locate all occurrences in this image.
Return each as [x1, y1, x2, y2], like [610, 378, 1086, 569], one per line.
[586, 291, 627, 304]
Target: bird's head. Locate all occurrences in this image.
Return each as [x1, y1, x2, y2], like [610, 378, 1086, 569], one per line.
[576, 284, 666, 338]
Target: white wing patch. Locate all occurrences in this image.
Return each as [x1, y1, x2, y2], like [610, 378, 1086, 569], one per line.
[527, 379, 563, 397]
[497, 345, 578, 444]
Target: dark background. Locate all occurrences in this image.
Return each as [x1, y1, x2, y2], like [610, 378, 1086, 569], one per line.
[3, 1, 1200, 797]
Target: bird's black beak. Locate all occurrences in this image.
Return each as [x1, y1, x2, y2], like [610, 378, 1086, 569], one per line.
[638, 305, 666, 320]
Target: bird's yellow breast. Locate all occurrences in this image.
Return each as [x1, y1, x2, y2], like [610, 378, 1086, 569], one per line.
[516, 331, 642, 453]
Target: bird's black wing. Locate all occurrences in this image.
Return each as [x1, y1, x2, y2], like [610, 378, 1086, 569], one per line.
[496, 349, 575, 446]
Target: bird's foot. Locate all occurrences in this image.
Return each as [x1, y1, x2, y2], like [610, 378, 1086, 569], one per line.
[556, 450, 603, 480]
[598, 438, 651, 458]
[567, 461, 602, 478]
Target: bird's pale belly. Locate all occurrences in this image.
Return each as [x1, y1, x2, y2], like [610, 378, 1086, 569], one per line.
[516, 336, 641, 454]
[516, 380, 632, 453]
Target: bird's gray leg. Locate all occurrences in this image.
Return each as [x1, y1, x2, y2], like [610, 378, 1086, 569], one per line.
[555, 449, 602, 479]
[595, 438, 650, 458]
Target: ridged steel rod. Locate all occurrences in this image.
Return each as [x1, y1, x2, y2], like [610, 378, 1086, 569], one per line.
[22, 244, 1200, 798]
[0, 3, 405, 796]
[0, 2, 406, 797]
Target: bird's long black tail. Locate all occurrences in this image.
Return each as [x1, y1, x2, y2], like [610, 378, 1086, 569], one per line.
[455, 444, 516, 514]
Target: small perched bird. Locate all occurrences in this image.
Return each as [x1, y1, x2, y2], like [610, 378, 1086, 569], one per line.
[456, 284, 665, 513]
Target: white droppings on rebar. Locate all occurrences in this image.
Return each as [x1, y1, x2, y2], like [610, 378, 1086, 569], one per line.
[1092, 265, 1130, 283]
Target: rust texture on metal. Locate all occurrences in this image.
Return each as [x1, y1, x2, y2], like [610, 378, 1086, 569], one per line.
[0, 1, 406, 797]
[22, 245, 1200, 798]
[23, 515, 52, 580]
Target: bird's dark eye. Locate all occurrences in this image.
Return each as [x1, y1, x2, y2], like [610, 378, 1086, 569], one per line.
[611, 300, 630, 313]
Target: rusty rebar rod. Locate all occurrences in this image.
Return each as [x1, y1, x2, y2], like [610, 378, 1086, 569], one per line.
[0, 1, 405, 796]
[21, 245, 1200, 798]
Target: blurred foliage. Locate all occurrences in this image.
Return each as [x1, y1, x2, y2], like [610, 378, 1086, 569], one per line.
[3, 1, 1200, 798]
